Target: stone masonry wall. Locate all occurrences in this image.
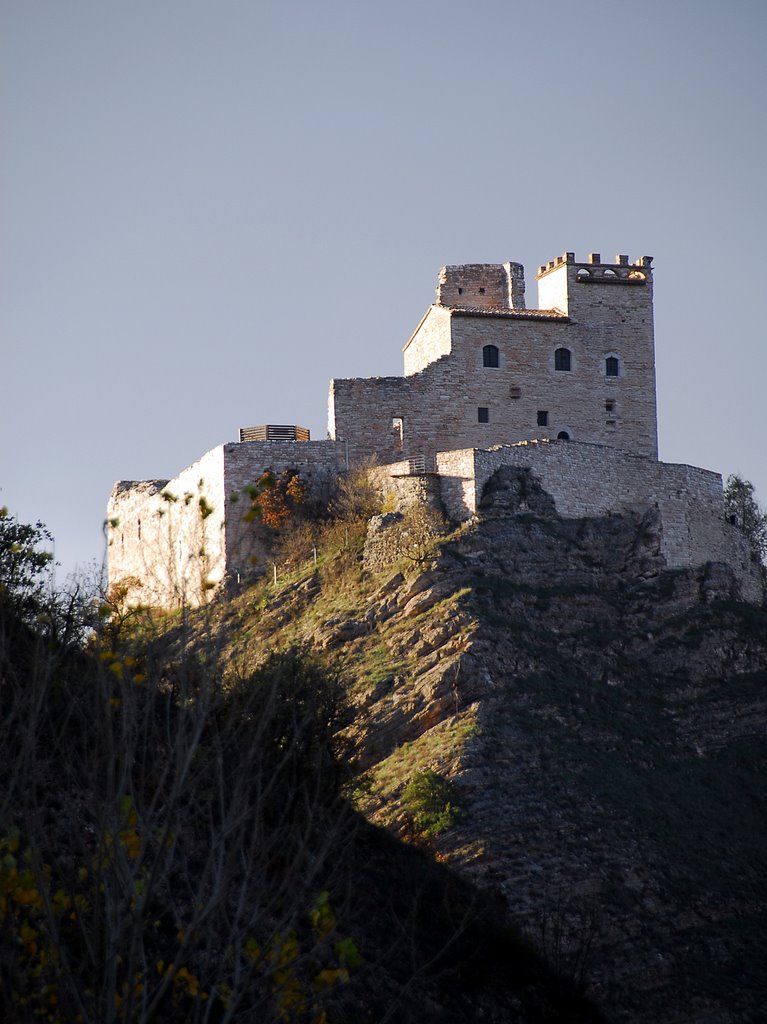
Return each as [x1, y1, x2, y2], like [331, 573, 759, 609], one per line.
[331, 309, 657, 465]
[402, 305, 452, 376]
[108, 440, 347, 607]
[222, 439, 347, 578]
[435, 262, 526, 310]
[107, 445, 228, 607]
[435, 441, 763, 602]
[331, 254, 659, 466]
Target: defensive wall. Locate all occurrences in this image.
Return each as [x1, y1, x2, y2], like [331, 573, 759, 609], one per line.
[108, 445, 227, 607]
[108, 439, 346, 605]
[434, 440, 763, 603]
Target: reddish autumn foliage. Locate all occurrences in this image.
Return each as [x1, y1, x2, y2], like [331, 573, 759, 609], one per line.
[244, 469, 307, 530]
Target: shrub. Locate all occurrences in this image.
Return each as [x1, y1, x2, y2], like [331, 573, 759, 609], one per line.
[724, 474, 767, 562]
[402, 770, 460, 837]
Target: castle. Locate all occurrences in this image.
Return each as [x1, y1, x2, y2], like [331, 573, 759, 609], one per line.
[107, 252, 763, 605]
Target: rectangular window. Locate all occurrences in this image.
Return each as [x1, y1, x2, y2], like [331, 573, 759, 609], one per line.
[392, 416, 404, 450]
[605, 400, 615, 412]
[537, 410, 548, 426]
[478, 407, 489, 423]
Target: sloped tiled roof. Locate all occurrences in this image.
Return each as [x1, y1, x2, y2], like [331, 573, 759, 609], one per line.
[442, 304, 568, 321]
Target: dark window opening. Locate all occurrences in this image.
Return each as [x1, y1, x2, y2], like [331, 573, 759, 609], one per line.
[537, 410, 548, 426]
[557, 430, 570, 440]
[483, 344, 499, 368]
[554, 347, 571, 371]
[605, 356, 619, 377]
[605, 400, 615, 412]
[392, 416, 404, 450]
[478, 407, 489, 423]
[458, 287, 463, 294]
[478, 286, 485, 294]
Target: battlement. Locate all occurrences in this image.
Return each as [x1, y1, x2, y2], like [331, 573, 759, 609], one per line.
[537, 251, 653, 283]
[536, 250, 654, 320]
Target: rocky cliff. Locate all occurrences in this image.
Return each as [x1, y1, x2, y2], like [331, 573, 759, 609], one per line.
[222, 468, 767, 1023]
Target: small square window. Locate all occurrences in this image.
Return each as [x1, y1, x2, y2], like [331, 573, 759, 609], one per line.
[605, 400, 615, 412]
[478, 287, 485, 295]
[478, 407, 489, 423]
[537, 410, 548, 426]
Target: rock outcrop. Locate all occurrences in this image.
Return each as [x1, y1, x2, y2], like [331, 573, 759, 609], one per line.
[225, 468, 767, 1023]
[345, 471, 767, 1022]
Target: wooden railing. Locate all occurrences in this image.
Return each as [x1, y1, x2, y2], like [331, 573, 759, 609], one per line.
[239, 425, 311, 443]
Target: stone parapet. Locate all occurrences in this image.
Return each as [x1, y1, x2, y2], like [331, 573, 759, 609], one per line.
[435, 440, 763, 603]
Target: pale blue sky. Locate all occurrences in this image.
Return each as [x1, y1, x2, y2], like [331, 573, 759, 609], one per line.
[1, 0, 765, 581]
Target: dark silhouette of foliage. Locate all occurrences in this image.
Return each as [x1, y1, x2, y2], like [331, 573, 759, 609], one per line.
[724, 474, 767, 562]
[0, 507, 53, 620]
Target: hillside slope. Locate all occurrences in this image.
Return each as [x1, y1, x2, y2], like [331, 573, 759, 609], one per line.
[224, 467, 767, 1024]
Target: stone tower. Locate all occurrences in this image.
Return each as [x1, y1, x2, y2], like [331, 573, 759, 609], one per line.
[329, 252, 659, 463]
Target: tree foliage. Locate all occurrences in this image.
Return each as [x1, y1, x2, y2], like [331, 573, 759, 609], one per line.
[0, 507, 54, 619]
[402, 770, 459, 838]
[724, 474, 767, 562]
[243, 470, 307, 531]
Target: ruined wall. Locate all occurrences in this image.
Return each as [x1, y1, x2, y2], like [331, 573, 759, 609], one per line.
[222, 439, 347, 579]
[435, 441, 763, 602]
[402, 305, 453, 376]
[108, 440, 347, 607]
[435, 261, 526, 310]
[328, 368, 462, 468]
[367, 462, 443, 512]
[107, 445, 228, 608]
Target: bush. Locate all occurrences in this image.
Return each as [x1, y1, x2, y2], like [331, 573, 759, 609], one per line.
[724, 474, 767, 562]
[0, 507, 53, 622]
[402, 770, 460, 837]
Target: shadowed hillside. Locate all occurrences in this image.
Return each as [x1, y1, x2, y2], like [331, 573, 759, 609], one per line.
[209, 467, 767, 1024]
[0, 584, 603, 1024]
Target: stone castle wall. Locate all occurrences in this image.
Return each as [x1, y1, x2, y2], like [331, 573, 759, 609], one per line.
[108, 440, 346, 606]
[222, 440, 346, 576]
[402, 305, 453, 376]
[107, 445, 228, 607]
[434, 440, 763, 602]
[331, 254, 658, 465]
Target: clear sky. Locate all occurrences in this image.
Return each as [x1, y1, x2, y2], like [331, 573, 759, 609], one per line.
[1, 0, 765, 583]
